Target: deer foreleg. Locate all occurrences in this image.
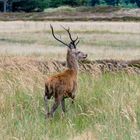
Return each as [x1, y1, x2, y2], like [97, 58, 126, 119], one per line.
[61, 97, 66, 113]
[49, 96, 62, 117]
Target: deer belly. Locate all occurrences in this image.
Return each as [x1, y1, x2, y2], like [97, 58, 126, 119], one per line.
[64, 85, 77, 99]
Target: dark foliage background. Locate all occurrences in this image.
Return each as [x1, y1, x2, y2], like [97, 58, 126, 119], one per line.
[2, 0, 140, 12]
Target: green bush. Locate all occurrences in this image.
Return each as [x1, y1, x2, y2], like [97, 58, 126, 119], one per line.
[12, 0, 140, 12]
[13, 0, 47, 12]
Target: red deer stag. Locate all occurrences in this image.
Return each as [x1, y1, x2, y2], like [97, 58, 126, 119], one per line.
[44, 25, 87, 117]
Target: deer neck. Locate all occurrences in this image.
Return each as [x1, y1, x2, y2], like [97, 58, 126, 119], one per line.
[66, 49, 78, 75]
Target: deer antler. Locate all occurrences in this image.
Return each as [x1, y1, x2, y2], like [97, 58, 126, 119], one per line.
[50, 25, 69, 47]
[50, 25, 80, 48]
[61, 25, 79, 45]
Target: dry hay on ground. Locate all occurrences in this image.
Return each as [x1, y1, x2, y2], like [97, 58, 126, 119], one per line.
[0, 57, 139, 76]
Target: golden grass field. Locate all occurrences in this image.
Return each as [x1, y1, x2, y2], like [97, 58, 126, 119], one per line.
[0, 21, 140, 140]
[0, 21, 140, 60]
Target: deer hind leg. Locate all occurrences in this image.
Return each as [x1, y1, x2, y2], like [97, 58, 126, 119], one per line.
[44, 85, 52, 118]
[44, 95, 50, 118]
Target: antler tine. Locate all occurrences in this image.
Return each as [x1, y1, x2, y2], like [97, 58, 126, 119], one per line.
[50, 24, 69, 47]
[61, 25, 75, 43]
[75, 40, 80, 46]
[74, 36, 79, 42]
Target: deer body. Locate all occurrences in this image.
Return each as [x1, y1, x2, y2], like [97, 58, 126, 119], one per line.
[45, 69, 77, 100]
[44, 25, 87, 117]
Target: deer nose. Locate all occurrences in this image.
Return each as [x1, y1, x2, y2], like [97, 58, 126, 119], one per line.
[84, 54, 87, 58]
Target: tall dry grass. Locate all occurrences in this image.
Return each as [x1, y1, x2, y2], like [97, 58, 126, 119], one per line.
[0, 64, 140, 139]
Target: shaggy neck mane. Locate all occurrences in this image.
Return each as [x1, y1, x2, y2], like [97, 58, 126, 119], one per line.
[66, 49, 78, 75]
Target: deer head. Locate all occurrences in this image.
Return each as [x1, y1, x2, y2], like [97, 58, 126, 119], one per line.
[50, 25, 87, 61]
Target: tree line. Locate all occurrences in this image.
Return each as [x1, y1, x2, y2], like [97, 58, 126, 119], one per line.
[1, 0, 140, 12]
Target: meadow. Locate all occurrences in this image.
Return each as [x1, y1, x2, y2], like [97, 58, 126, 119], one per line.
[0, 21, 140, 140]
[0, 21, 140, 60]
